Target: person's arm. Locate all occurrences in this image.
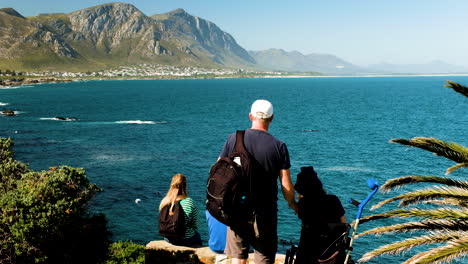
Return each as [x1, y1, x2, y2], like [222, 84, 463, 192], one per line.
[279, 168, 298, 214]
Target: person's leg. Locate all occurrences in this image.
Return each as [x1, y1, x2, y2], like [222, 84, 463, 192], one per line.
[252, 213, 277, 264]
[225, 224, 251, 263]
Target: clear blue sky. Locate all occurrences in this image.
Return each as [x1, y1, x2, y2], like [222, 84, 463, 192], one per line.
[2, 0, 468, 67]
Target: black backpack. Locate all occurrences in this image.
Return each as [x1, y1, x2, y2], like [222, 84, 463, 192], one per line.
[206, 130, 254, 226]
[158, 201, 186, 239]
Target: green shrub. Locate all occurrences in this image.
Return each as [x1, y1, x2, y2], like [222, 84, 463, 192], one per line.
[102, 241, 146, 264]
[0, 138, 110, 263]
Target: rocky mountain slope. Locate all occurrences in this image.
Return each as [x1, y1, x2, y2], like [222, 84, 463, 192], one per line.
[0, 3, 255, 71]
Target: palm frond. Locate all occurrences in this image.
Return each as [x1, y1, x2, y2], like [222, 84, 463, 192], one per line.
[423, 198, 468, 207]
[371, 186, 468, 209]
[445, 80, 468, 98]
[390, 137, 468, 165]
[402, 236, 468, 264]
[359, 208, 468, 224]
[357, 219, 468, 237]
[361, 81, 468, 264]
[379, 175, 468, 193]
[446, 162, 468, 175]
[358, 230, 465, 262]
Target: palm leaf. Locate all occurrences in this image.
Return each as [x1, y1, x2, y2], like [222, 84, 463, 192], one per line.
[379, 175, 468, 193]
[357, 219, 468, 237]
[390, 137, 468, 165]
[359, 208, 468, 224]
[360, 81, 467, 263]
[402, 236, 468, 264]
[423, 198, 468, 207]
[446, 162, 468, 175]
[371, 186, 468, 209]
[445, 80, 468, 98]
[358, 230, 465, 262]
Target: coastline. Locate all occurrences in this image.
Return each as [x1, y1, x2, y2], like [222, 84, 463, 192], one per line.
[2, 73, 468, 88]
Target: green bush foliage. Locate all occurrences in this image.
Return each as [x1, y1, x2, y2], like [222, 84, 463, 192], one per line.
[0, 137, 110, 263]
[102, 241, 146, 264]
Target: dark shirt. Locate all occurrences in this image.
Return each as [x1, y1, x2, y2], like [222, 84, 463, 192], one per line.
[298, 194, 345, 228]
[220, 129, 290, 173]
[219, 129, 291, 208]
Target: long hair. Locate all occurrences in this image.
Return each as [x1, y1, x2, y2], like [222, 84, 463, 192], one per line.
[294, 166, 326, 198]
[159, 173, 188, 211]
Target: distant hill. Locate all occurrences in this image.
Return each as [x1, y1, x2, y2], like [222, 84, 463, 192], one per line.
[0, 8, 24, 18]
[0, 3, 255, 71]
[249, 49, 363, 75]
[366, 60, 468, 74]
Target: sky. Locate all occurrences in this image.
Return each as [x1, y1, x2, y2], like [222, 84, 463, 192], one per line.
[2, 0, 468, 67]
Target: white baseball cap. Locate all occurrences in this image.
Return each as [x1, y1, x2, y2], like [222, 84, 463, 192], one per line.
[250, 99, 273, 119]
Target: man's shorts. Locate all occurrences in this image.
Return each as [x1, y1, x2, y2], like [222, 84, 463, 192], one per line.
[225, 212, 278, 264]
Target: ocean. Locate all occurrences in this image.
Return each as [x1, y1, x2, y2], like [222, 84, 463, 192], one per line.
[1, 76, 467, 263]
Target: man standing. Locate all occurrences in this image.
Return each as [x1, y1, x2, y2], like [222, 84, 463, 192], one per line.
[218, 99, 298, 264]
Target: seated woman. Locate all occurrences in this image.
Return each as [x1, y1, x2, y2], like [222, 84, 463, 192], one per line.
[294, 166, 348, 264]
[159, 173, 202, 247]
[205, 209, 227, 253]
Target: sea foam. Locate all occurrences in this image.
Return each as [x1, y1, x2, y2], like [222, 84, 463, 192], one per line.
[324, 166, 375, 172]
[115, 120, 164, 124]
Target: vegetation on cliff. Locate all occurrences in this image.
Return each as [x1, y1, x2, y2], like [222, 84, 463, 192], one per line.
[0, 138, 149, 263]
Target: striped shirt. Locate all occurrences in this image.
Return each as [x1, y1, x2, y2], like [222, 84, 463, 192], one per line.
[180, 197, 199, 239]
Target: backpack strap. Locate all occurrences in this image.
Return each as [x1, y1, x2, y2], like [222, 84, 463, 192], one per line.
[234, 130, 247, 154]
[233, 130, 255, 213]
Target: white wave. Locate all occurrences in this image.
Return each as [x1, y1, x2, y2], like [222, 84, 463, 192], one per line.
[0, 86, 21, 89]
[115, 120, 164, 124]
[40, 117, 78, 121]
[94, 154, 134, 162]
[324, 166, 375, 172]
[0, 102, 9, 106]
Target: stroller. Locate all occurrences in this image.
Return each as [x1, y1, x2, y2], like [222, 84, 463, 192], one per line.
[285, 222, 351, 264]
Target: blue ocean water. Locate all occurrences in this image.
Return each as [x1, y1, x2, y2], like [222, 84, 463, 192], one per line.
[1, 76, 467, 263]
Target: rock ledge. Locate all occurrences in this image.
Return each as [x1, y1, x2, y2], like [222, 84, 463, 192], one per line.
[145, 240, 286, 264]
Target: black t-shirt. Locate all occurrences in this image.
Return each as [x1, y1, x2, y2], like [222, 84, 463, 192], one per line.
[219, 129, 291, 207]
[220, 129, 290, 173]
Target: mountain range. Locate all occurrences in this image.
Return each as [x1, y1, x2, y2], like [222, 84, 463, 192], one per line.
[0, 3, 255, 71]
[0, 3, 466, 75]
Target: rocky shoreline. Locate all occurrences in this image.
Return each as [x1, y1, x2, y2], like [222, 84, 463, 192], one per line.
[0, 77, 74, 87]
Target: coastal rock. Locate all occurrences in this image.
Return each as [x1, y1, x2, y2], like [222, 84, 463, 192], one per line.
[145, 240, 285, 264]
[1, 110, 16, 116]
[54, 116, 79, 121]
[0, 77, 72, 87]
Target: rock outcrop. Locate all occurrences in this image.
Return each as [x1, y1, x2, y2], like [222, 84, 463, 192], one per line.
[145, 240, 286, 264]
[1, 110, 16, 116]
